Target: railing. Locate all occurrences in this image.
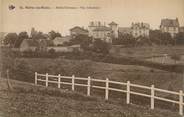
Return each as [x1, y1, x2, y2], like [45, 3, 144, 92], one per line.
[35, 72, 184, 116]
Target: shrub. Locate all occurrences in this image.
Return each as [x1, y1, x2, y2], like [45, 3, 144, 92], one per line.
[48, 48, 55, 53]
[93, 39, 111, 55]
[170, 54, 181, 64]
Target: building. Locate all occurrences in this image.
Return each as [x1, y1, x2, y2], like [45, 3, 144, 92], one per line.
[118, 27, 132, 35]
[88, 21, 118, 43]
[92, 26, 112, 43]
[160, 18, 179, 37]
[70, 26, 88, 37]
[53, 36, 71, 46]
[20, 39, 48, 52]
[131, 22, 150, 38]
[109, 21, 119, 38]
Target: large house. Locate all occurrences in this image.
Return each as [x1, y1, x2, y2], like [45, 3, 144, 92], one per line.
[160, 18, 179, 37]
[88, 21, 118, 43]
[131, 22, 150, 38]
[70, 26, 88, 38]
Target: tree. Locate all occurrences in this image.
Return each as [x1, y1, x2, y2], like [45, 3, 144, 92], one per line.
[14, 31, 29, 48]
[30, 27, 37, 39]
[112, 33, 135, 46]
[4, 33, 18, 47]
[48, 30, 62, 40]
[32, 31, 47, 40]
[93, 39, 110, 54]
[135, 36, 151, 47]
[175, 32, 184, 45]
[150, 30, 173, 45]
[160, 32, 172, 45]
[149, 30, 162, 45]
[48, 48, 56, 55]
[30, 28, 47, 40]
[69, 34, 92, 50]
[171, 54, 181, 64]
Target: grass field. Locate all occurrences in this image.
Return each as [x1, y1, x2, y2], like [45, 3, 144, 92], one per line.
[1, 46, 184, 116]
[0, 78, 181, 117]
[17, 58, 182, 92]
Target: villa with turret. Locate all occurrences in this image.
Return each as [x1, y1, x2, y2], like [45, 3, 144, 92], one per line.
[88, 21, 119, 43]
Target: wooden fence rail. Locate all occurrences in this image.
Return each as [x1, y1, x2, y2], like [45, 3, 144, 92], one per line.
[35, 72, 184, 116]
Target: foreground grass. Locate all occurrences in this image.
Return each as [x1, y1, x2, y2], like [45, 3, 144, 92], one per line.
[0, 78, 181, 117]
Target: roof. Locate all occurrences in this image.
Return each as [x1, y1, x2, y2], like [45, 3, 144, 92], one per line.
[109, 21, 118, 25]
[70, 26, 88, 32]
[93, 26, 111, 31]
[118, 27, 132, 33]
[21, 39, 39, 47]
[131, 22, 150, 29]
[161, 18, 179, 27]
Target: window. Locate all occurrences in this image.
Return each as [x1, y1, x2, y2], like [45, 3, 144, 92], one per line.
[173, 27, 176, 31]
[167, 27, 169, 32]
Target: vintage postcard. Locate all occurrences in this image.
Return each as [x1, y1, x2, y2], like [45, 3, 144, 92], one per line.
[0, 0, 184, 117]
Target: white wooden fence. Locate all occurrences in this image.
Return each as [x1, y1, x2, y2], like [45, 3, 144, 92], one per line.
[35, 72, 184, 116]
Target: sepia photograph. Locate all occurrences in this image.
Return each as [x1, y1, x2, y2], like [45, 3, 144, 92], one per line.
[0, 0, 184, 117]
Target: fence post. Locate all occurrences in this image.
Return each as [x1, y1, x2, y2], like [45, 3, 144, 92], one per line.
[35, 72, 37, 85]
[105, 78, 109, 100]
[183, 72, 184, 93]
[58, 74, 61, 88]
[87, 76, 91, 96]
[151, 85, 155, 109]
[46, 73, 48, 87]
[72, 75, 75, 91]
[126, 81, 130, 104]
[179, 90, 183, 115]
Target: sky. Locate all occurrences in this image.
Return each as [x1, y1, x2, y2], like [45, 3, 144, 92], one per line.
[1, 0, 184, 35]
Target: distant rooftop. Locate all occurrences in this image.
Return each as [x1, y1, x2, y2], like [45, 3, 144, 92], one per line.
[92, 26, 111, 31]
[131, 22, 150, 29]
[109, 21, 118, 25]
[70, 26, 88, 32]
[160, 18, 179, 27]
[118, 27, 132, 33]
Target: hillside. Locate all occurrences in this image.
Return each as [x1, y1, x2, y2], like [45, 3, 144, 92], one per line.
[15, 58, 183, 91]
[0, 78, 180, 117]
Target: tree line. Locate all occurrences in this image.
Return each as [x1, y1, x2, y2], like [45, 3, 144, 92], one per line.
[3, 28, 184, 56]
[3, 29, 62, 48]
[113, 30, 184, 46]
